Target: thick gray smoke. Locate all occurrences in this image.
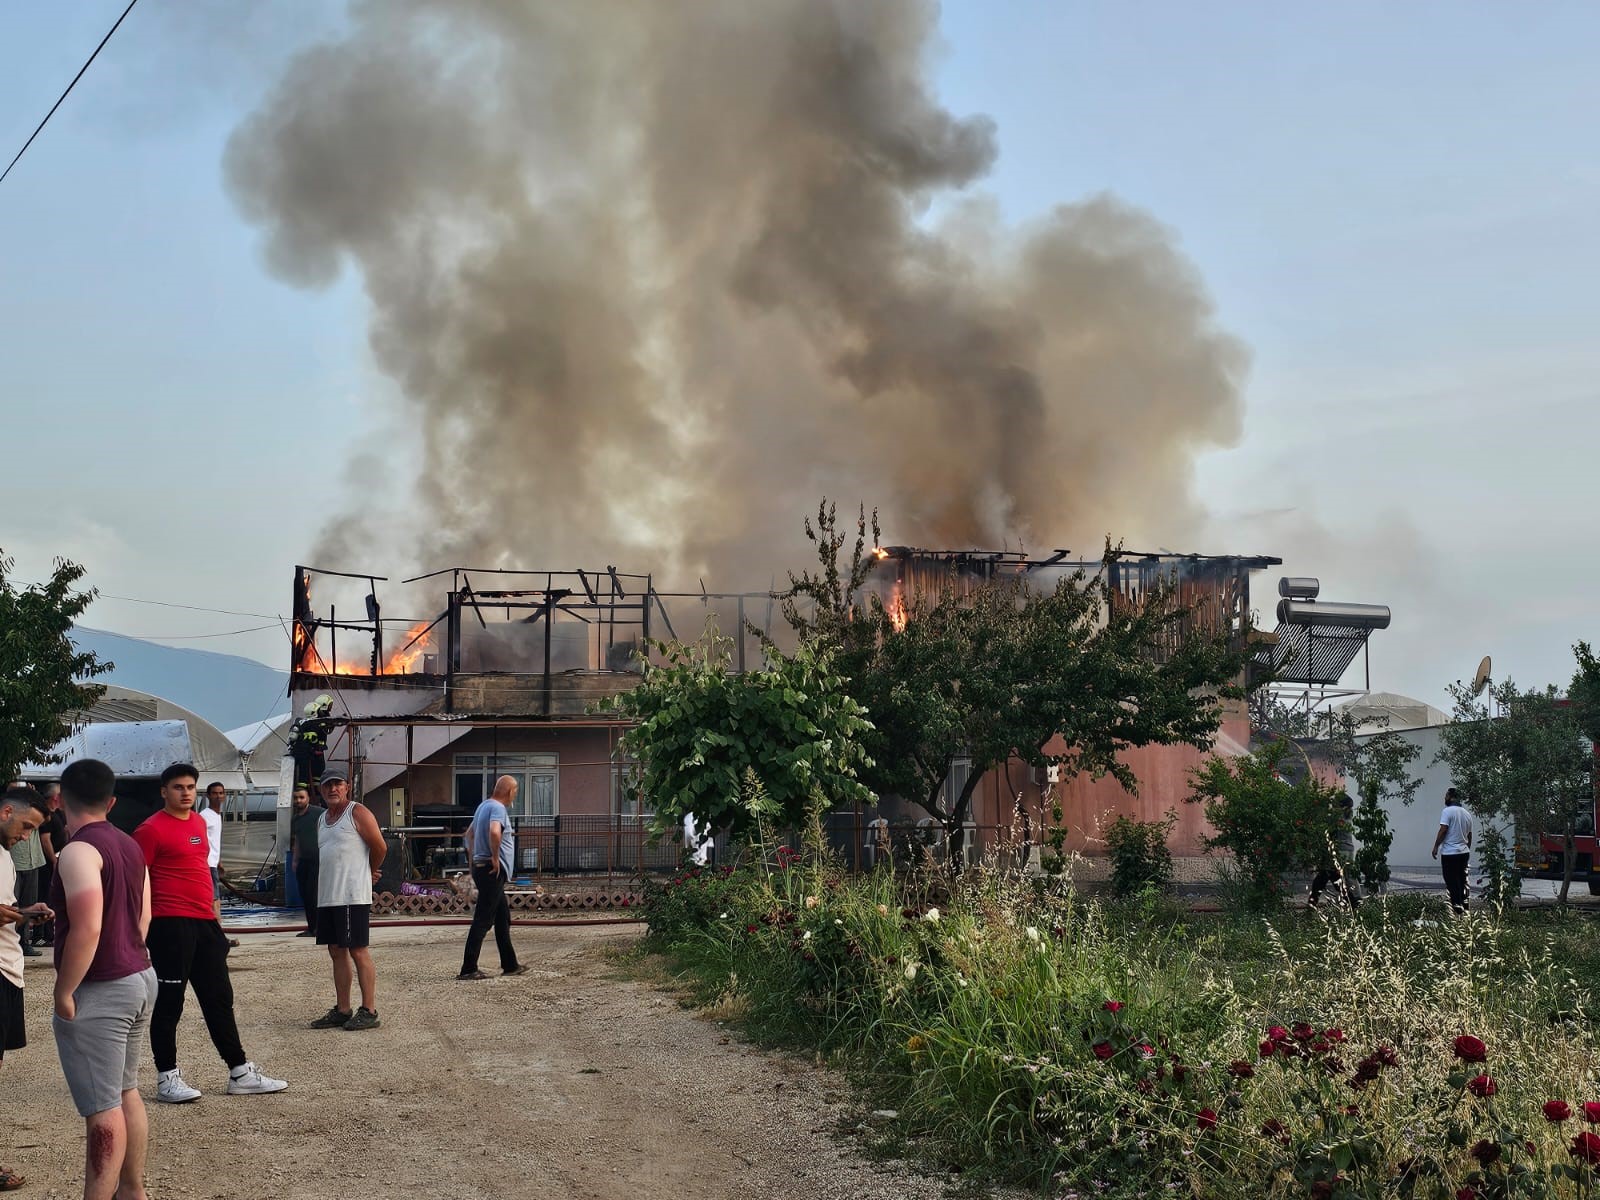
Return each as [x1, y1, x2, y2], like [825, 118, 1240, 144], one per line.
[226, 0, 1246, 585]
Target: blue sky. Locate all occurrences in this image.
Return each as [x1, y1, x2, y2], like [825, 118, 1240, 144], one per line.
[3, 1, 1597, 709]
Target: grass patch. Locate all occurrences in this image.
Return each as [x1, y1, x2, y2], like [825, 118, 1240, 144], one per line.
[638, 855, 1600, 1197]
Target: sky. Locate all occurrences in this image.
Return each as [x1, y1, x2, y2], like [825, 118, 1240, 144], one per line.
[3, 1, 1597, 711]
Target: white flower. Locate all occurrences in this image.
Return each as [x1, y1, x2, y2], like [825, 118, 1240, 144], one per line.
[804, 895, 819, 909]
[1024, 926, 1041, 942]
[719, 912, 728, 919]
[924, 907, 941, 923]
[904, 961, 919, 980]
[876, 903, 889, 916]
[834, 918, 843, 926]
[802, 930, 812, 941]
[957, 977, 968, 988]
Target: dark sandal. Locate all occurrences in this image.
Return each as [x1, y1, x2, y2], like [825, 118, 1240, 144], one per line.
[456, 970, 488, 981]
[0, 1166, 25, 1190]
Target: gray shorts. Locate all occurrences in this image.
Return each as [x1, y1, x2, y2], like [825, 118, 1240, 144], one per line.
[52, 968, 158, 1117]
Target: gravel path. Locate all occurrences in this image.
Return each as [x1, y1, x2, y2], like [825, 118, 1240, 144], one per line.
[3, 924, 970, 1199]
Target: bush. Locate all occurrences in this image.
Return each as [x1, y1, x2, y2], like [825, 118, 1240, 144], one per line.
[1476, 825, 1522, 910]
[1187, 741, 1348, 910]
[1104, 811, 1176, 898]
[1351, 780, 1394, 893]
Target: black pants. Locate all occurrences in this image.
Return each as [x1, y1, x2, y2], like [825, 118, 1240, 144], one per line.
[13, 867, 39, 947]
[147, 916, 246, 1073]
[295, 859, 320, 930]
[1441, 853, 1470, 911]
[1309, 867, 1358, 908]
[461, 863, 518, 974]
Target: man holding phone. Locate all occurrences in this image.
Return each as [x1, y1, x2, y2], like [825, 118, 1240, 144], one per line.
[457, 776, 526, 981]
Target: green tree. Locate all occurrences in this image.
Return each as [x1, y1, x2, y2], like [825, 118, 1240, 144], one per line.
[605, 626, 874, 840]
[1436, 676, 1593, 903]
[1312, 708, 1422, 893]
[1185, 740, 1349, 909]
[783, 504, 1252, 866]
[0, 553, 111, 782]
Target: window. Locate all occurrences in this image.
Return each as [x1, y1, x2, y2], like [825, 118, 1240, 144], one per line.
[612, 753, 650, 821]
[453, 753, 558, 826]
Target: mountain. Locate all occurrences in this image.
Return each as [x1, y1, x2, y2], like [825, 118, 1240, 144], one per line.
[71, 628, 290, 732]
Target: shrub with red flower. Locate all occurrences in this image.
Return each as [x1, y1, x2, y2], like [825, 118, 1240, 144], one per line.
[1584, 1101, 1600, 1124]
[1455, 1188, 1479, 1200]
[1467, 1074, 1498, 1099]
[1290, 1022, 1316, 1042]
[1092, 1041, 1114, 1061]
[1196, 1108, 1218, 1131]
[1571, 1132, 1600, 1165]
[1259, 1038, 1277, 1059]
[1545, 1100, 1573, 1123]
[1453, 1035, 1488, 1063]
[1102, 1000, 1124, 1012]
[1227, 1060, 1254, 1079]
[1469, 1138, 1500, 1165]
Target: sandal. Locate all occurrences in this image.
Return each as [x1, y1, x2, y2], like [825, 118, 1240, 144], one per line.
[456, 969, 488, 981]
[0, 1166, 25, 1190]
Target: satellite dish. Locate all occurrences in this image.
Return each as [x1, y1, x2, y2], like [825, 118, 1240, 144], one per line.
[1471, 656, 1492, 696]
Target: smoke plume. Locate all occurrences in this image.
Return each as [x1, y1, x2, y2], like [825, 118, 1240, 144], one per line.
[226, 0, 1247, 585]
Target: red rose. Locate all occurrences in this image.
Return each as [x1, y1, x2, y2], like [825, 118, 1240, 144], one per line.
[1375, 1045, 1401, 1068]
[1092, 1041, 1114, 1061]
[1291, 1022, 1316, 1042]
[1102, 1000, 1123, 1012]
[1323, 1027, 1347, 1043]
[1571, 1132, 1600, 1165]
[1196, 1108, 1218, 1131]
[1228, 1060, 1255, 1079]
[1469, 1138, 1500, 1165]
[1259, 1039, 1277, 1059]
[1467, 1074, 1498, 1098]
[1546, 1100, 1574, 1122]
[1260, 1118, 1287, 1140]
[1172, 1063, 1189, 1083]
[1453, 1035, 1488, 1063]
[1265, 1025, 1289, 1042]
[1585, 1102, 1600, 1124]
[1310, 1038, 1330, 1054]
[1455, 1188, 1479, 1200]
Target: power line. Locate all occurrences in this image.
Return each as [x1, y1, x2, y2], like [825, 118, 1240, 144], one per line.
[1, 0, 141, 187]
[98, 593, 285, 621]
[89, 624, 283, 642]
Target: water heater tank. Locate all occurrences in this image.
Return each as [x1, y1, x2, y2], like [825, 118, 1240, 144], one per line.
[1277, 577, 1320, 600]
[1276, 599, 1391, 629]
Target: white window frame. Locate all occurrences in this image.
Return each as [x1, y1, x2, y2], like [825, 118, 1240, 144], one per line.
[453, 753, 559, 827]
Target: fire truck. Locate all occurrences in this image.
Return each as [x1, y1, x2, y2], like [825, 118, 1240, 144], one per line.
[1520, 733, 1600, 893]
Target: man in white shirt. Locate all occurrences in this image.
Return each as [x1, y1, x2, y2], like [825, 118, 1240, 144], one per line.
[201, 782, 226, 921]
[1431, 787, 1473, 913]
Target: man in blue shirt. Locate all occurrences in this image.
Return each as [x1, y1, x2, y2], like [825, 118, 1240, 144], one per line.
[458, 776, 527, 980]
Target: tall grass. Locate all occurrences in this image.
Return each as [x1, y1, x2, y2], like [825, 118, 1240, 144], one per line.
[641, 842, 1600, 1197]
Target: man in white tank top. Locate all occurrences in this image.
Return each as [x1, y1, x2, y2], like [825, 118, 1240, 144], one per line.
[307, 772, 387, 1031]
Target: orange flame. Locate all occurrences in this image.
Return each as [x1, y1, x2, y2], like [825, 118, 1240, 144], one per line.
[329, 622, 436, 676]
[887, 582, 908, 633]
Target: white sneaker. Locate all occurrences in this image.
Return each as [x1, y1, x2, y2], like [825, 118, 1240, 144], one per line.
[226, 1062, 288, 1095]
[156, 1068, 202, 1104]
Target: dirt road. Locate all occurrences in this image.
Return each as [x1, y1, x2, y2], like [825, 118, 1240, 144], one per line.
[4, 924, 958, 1199]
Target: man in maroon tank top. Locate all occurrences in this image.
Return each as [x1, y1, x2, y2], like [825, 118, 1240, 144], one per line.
[50, 759, 157, 1200]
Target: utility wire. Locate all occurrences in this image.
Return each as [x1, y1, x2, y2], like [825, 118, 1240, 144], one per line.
[1, 0, 141, 187]
[89, 624, 282, 642]
[98, 593, 285, 621]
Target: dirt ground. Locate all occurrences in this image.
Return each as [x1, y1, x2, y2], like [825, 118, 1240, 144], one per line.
[2, 922, 965, 1200]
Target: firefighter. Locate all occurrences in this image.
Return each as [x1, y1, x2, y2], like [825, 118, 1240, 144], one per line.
[290, 695, 336, 784]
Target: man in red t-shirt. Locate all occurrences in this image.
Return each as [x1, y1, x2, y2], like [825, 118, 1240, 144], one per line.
[133, 764, 288, 1103]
